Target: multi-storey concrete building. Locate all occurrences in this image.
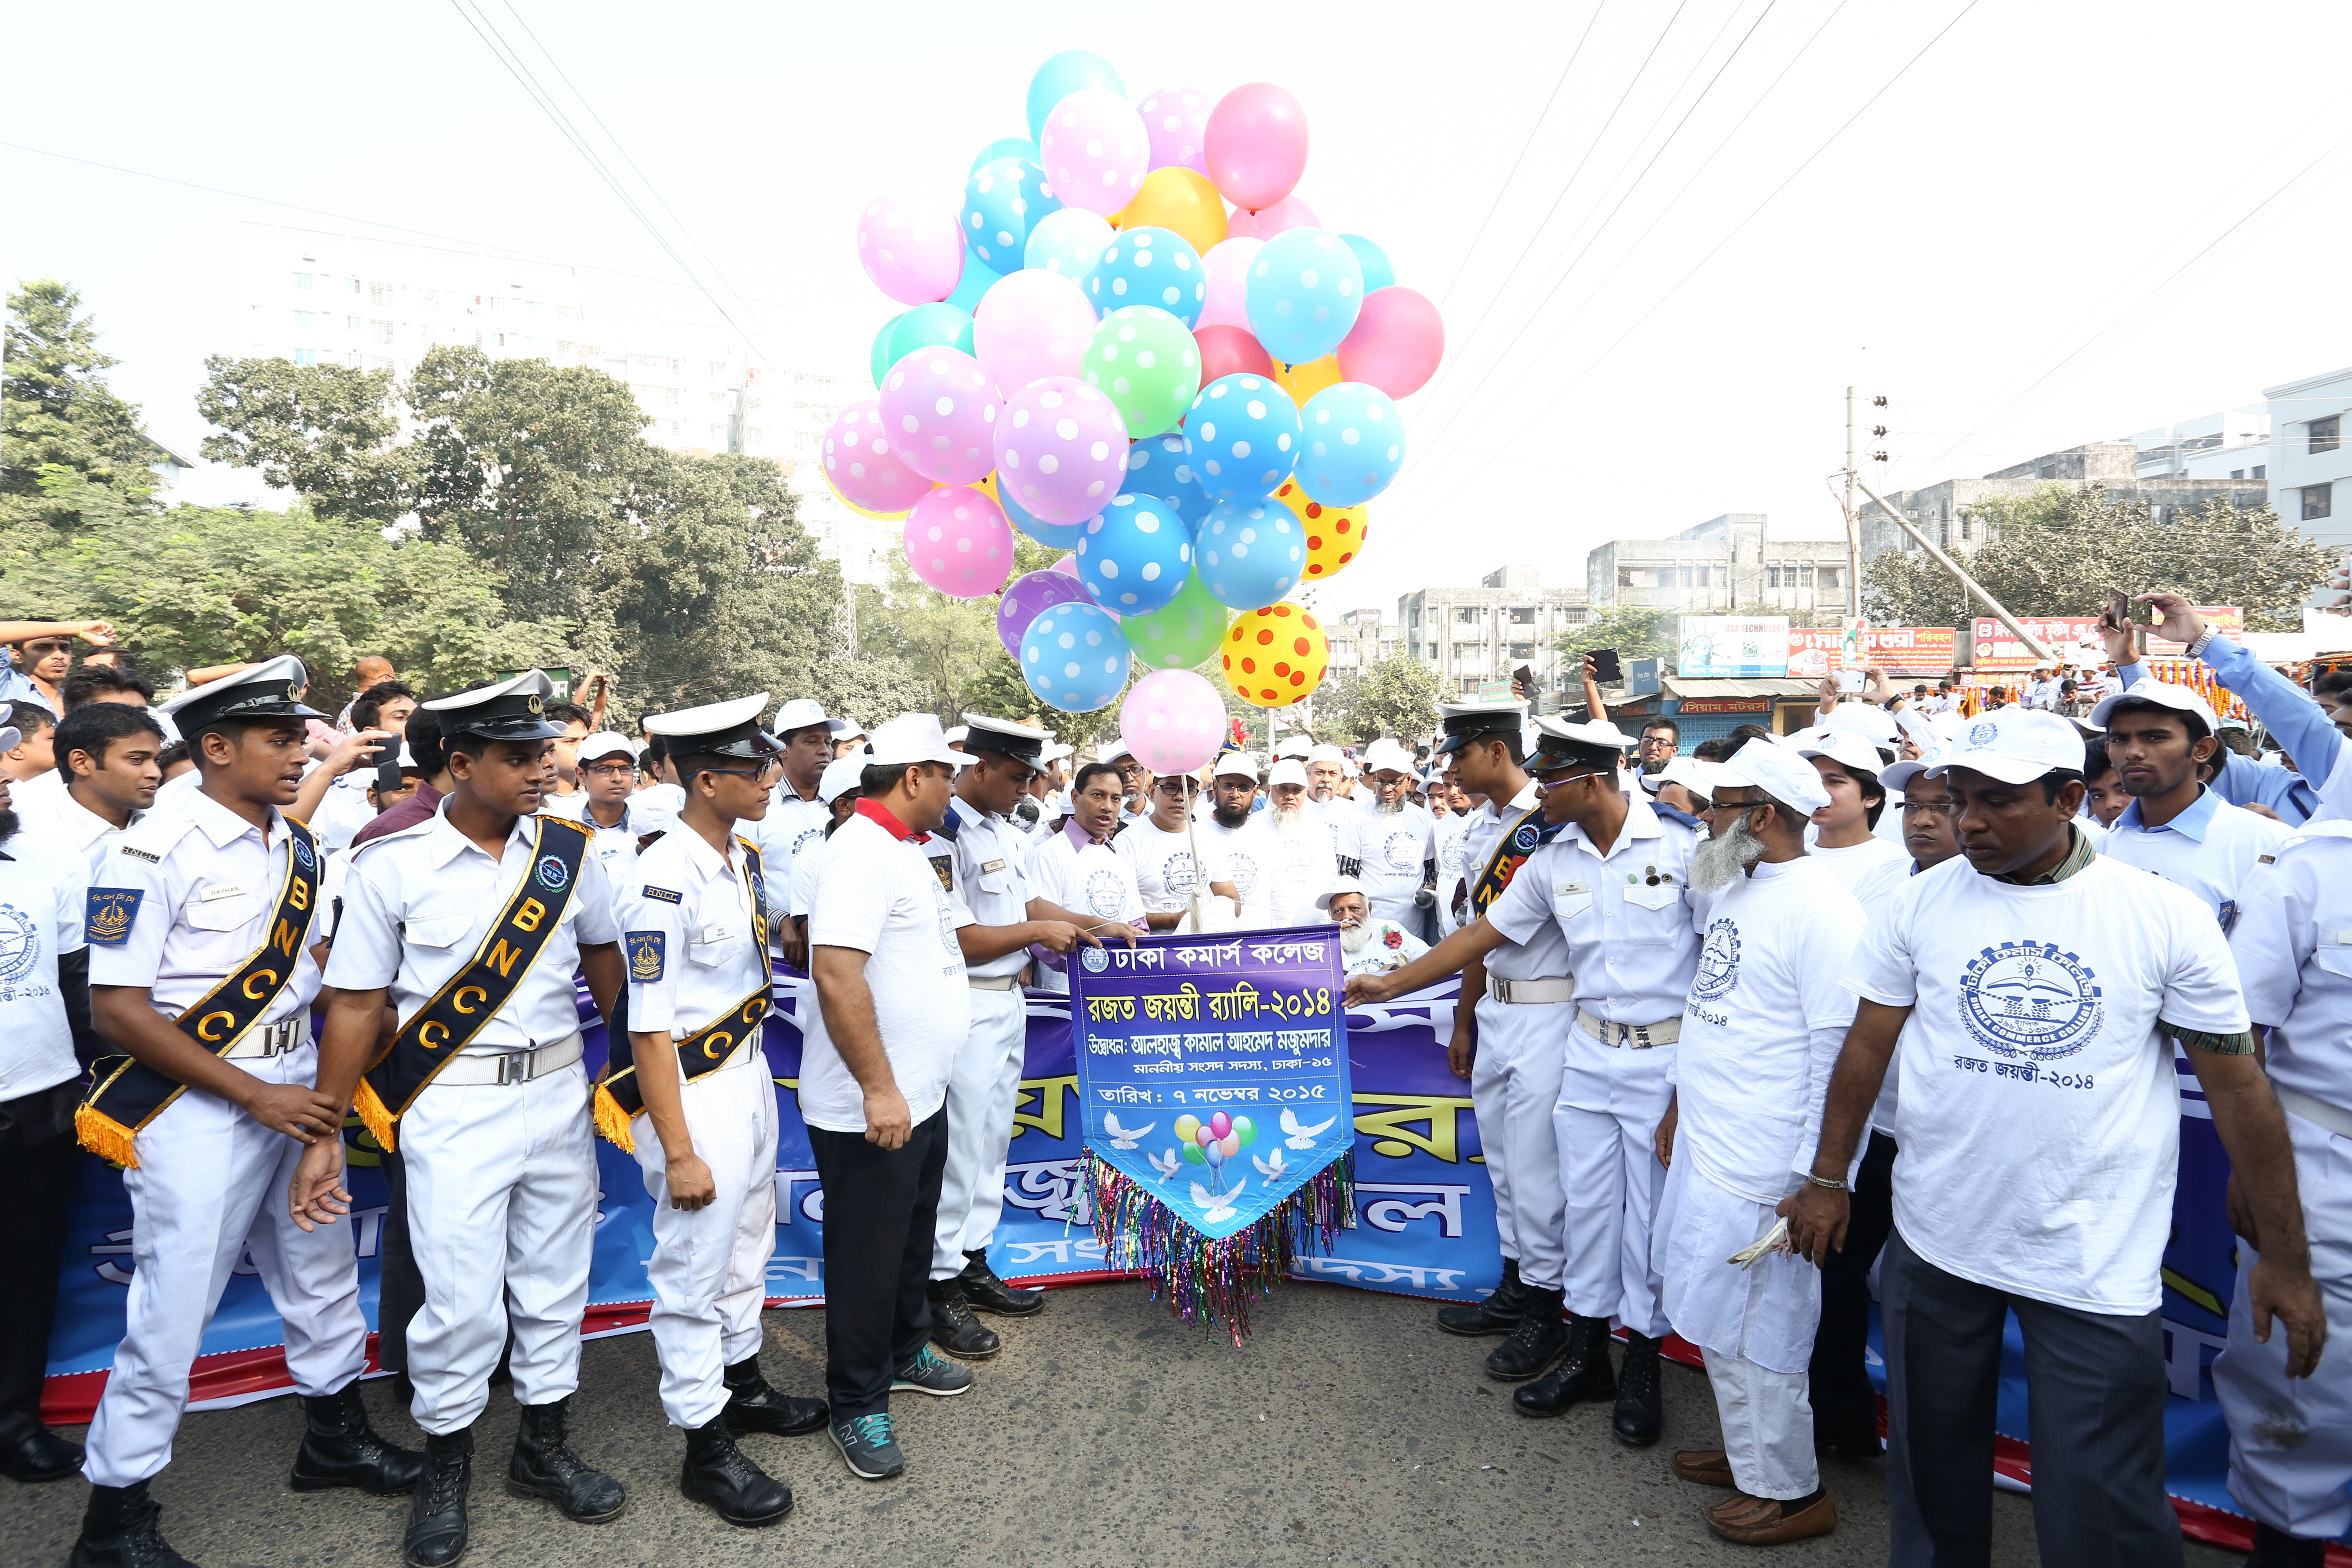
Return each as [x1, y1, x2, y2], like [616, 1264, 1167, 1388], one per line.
[1584, 515, 1856, 619]
[1395, 565, 1588, 702]
[1856, 442, 2272, 561]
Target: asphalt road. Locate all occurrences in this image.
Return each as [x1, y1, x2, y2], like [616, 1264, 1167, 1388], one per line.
[7, 1281, 2245, 1567]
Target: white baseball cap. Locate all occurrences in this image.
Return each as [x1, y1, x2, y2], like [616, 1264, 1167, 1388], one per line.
[1212, 751, 1259, 781]
[1716, 734, 1833, 815]
[1927, 706, 2087, 786]
[2087, 680, 2219, 739]
[1102, 734, 1139, 763]
[1313, 875, 1369, 912]
[1824, 700, 1899, 750]
[1791, 726, 1886, 776]
[1362, 738, 1416, 775]
[773, 697, 850, 736]
[816, 753, 866, 804]
[865, 713, 973, 770]
[833, 715, 867, 742]
[1879, 749, 1943, 794]
[1637, 755, 1721, 802]
[577, 730, 637, 765]
[1267, 757, 1309, 790]
[1272, 733, 1312, 759]
[1039, 739, 1076, 764]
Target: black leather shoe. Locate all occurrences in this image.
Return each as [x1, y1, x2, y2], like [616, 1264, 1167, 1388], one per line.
[679, 1414, 793, 1528]
[404, 1428, 472, 1568]
[1611, 1330, 1666, 1447]
[1513, 1314, 1617, 1417]
[68, 1480, 196, 1568]
[1484, 1287, 1567, 1381]
[507, 1397, 626, 1524]
[721, 1357, 829, 1438]
[2247, 1521, 2327, 1567]
[958, 1249, 1044, 1316]
[1436, 1258, 1527, 1337]
[290, 1383, 426, 1494]
[0, 1410, 82, 1483]
[926, 1280, 1002, 1359]
[1814, 1427, 1884, 1461]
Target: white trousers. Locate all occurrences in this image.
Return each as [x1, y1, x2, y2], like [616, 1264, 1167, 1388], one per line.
[2216, 1108, 2352, 1540]
[633, 1053, 780, 1428]
[402, 1058, 597, 1436]
[933, 987, 1027, 1279]
[1469, 993, 1571, 1291]
[1702, 1345, 1820, 1500]
[1655, 1156, 1821, 1375]
[1553, 1029, 1677, 1336]
[84, 1045, 370, 1487]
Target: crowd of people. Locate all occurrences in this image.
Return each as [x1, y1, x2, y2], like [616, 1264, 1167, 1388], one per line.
[0, 586, 2348, 1565]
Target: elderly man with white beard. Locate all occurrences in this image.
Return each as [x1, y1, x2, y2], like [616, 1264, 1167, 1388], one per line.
[1345, 738, 1438, 929]
[1257, 758, 1339, 928]
[1652, 735, 1864, 1547]
[1320, 876, 1429, 974]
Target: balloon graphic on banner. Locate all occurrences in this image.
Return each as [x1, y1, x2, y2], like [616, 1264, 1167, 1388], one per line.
[1196, 237, 1263, 332]
[1245, 228, 1363, 365]
[995, 376, 1129, 524]
[973, 269, 1095, 394]
[902, 484, 1014, 597]
[1120, 668, 1227, 775]
[1121, 571, 1229, 670]
[1023, 207, 1116, 282]
[879, 347, 1000, 485]
[1271, 477, 1368, 581]
[857, 188, 965, 305]
[1204, 82, 1309, 211]
[1039, 88, 1149, 216]
[1117, 166, 1226, 255]
[1341, 234, 1394, 294]
[1075, 491, 1193, 615]
[1020, 600, 1131, 711]
[1338, 286, 1443, 400]
[1225, 194, 1319, 242]
[996, 568, 1091, 657]
[1084, 306, 1201, 439]
[822, 399, 916, 517]
[1192, 324, 1274, 385]
[971, 136, 1040, 174]
[1222, 601, 1329, 707]
[1087, 227, 1206, 327]
[1120, 433, 1214, 528]
[1025, 49, 1125, 144]
[962, 157, 1063, 274]
[1136, 86, 1211, 173]
[1296, 381, 1405, 505]
[997, 473, 1089, 550]
[1272, 352, 1341, 408]
[1185, 373, 1299, 501]
[1196, 498, 1304, 610]
[886, 302, 976, 369]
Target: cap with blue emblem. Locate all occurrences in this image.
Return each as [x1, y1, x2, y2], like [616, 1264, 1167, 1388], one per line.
[423, 669, 563, 742]
[161, 654, 325, 736]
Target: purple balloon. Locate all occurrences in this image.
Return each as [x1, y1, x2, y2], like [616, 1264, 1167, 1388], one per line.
[994, 376, 1131, 524]
[996, 569, 1091, 657]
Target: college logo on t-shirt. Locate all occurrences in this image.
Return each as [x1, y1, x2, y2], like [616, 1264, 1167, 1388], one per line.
[0, 902, 40, 981]
[1086, 868, 1130, 918]
[1158, 853, 1200, 895]
[1692, 917, 1741, 1002]
[1959, 941, 2104, 1061]
[1224, 851, 1260, 898]
[1381, 831, 1422, 869]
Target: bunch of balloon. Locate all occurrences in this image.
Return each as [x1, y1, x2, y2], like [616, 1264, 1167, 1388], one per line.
[849, 48, 1443, 717]
[1174, 1111, 1257, 1175]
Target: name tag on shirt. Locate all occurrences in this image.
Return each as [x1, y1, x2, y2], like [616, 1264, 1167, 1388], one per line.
[197, 882, 250, 902]
[695, 923, 738, 947]
[1555, 880, 1588, 896]
[981, 858, 1008, 874]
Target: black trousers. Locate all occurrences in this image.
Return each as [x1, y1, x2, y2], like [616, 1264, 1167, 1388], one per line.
[374, 1145, 425, 1374]
[1808, 1129, 1898, 1443]
[1882, 1229, 2180, 1568]
[0, 1082, 82, 1430]
[808, 1110, 949, 1421]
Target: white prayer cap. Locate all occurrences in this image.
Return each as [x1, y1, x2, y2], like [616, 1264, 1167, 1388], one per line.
[1306, 743, 1348, 766]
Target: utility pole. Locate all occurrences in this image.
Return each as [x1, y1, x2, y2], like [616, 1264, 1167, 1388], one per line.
[1852, 475, 2055, 660]
[727, 360, 750, 455]
[1842, 386, 1863, 619]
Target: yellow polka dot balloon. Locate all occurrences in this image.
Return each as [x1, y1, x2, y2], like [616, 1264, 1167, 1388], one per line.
[1271, 478, 1370, 581]
[1222, 603, 1330, 708]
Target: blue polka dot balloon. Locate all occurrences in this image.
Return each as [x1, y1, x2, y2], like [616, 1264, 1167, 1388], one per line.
[1244, 228, 1365, 365]
[1120, 434, 1214, 530]
[997, 475, 1087, 550]
[1195, 497, 1305, 611]
[1074, 492, 1194, 615]
[1086, 226, 1206, 328]
[1183, 373, 1299, 501]
[1296, 381, 1407, 506]
[1020, 600, 1132, 713]
[961, 158, 1062, 274]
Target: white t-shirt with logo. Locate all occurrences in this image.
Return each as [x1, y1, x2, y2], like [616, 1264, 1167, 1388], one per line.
[1114, 818, 1218, 913]
[798, 813, 974, 1134]
[1809, 835, 1912, 916]
[1844, 853, 2248, 1314]
[0, 836, 87, 1100]
[1027, 824, 1147, 993]
[1348, 802, 1437, 927]
[1195, 815, 1272, 912]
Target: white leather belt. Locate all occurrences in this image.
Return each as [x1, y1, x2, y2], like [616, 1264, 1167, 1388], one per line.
[968, 973, 1022, 992]
[222, 1018, 306, 1058]
[428, 1032, 585, 1087]
[1487, 976, 1573, 1005]
[2275, 1082, 2352, 1141]
[1577, 1009, 1681, 1049]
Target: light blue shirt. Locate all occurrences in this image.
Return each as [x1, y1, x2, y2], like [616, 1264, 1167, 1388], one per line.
[2123, 642, 2324, 823]
[2105, 785, 2290, 929]
[0, 664, 51, 716]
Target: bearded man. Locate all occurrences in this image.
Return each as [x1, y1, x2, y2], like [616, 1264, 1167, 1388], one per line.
[1256, 758, 1338, 928]
[1320, 878, 1428, 976]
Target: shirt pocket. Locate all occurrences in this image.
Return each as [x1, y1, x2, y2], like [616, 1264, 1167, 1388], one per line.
[2315, 939, 2352, 980]
[685, 922, 749, 967]
[183, 891, 262, 934]
[1621, 878, 1688, 944]
[1551, 879, 1595, 925]
[403, 906, 476, 951]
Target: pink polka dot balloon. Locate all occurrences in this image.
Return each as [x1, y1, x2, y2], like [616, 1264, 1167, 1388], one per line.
[1049, 551, 1081, 578]
[902, 483, 1014, 598]
[1119, 668, 1227, 775]
[1227, 194, 1319, 242]
[1136, 86, 1210, 174]
[1039, 88, 1149, 216]
[993, 376, 1131, 525]
[973, 270, 1095, 396]
[878, 348, 999, 486]
[1196, 238, 1263, 333]
[856, 188, 965, 306]
[822, 398, 916, 517]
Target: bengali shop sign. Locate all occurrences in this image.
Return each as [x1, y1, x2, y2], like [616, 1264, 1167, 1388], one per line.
[1788, 626, 1956, 678]
[1971, 615, 2105, 670]
[1676, 615, 1788, 678]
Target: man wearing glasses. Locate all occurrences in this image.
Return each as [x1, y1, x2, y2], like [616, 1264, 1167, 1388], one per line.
[752, 699, 852, 972]
[0, 618, 114, 715]
[547, 731, 652, 881]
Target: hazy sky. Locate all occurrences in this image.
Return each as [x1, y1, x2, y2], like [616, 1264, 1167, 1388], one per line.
[11, 0, 2352, 620]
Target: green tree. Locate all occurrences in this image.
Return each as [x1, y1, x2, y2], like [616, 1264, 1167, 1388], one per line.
[2, 280, 162, 528]
[1331, 652, 1442, 744]
[1863, 486, 2332, 632]
[1556, 604, 1677, 665]
[196, 356, 411, 520]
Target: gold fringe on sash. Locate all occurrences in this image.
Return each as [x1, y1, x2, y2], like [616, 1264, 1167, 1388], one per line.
[75, 1102, 140, 1169]
[353, 1077, 397, 1154]
[591, 1077, 637, 1153]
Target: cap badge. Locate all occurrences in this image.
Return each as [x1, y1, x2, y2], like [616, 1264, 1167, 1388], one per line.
[527, 694, 544, 714]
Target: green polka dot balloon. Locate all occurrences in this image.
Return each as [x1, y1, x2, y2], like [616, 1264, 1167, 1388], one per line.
[1083, 305, 1202, 440]
[1120, 568, 1230, 670]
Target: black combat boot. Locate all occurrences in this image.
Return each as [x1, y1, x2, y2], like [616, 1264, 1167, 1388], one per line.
[506, 1397, 626, 1523]
[721, 1356, 829, 1438]
[679, 1414, 793, 1527]
[67, 1480, 196, 1568]
[289, 1383, 427, 1494]
[925, 1278, 1002, 1359]
[2245, 1521, 2327, 1567]
[402, 1428, 472, 1568]
[1484, 1286, 1568, 1381]
[957, 1248, 1044, 1316]
[1512, 1314, 1617, 1417]
[1611, 1330, 1666, 1447]
[1435, 1257, 1528, 1337]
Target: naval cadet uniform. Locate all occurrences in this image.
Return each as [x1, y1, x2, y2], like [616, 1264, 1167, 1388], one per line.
[74, 658, 419, 1565]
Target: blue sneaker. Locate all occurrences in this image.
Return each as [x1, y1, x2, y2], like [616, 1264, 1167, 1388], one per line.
[890, 1344, 975, 1397]
[829, 1413, 904, 1481]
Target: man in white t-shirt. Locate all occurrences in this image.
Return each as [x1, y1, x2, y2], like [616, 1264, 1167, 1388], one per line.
[750, 697, 850, 969]
[802, 715, 982, 1482]
[1783, 706, 2324, 1568]
[1790, 728, 1911, 908]
[1257, 758, 1339, 929]
[1195, 754, 1274, 920]
[1114, 771, 1238, 929]
[1025, 762, 1149, 989]
[2092, 680, 2290, 928]
[1345, 738, 1437, 929]
[543, 730, 652, 886]
[1652, 734, 1861, 1546]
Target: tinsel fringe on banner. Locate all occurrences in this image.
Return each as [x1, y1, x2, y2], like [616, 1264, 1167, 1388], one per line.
[1083, 1150, 1355, 1346]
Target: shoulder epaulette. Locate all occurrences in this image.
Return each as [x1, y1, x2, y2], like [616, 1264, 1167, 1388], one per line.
[116, 812, 199, 864]
[2277, 821, 2352, 854]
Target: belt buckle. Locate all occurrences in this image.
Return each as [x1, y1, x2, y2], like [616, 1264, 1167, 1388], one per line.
[497, 1050, 537, 1086]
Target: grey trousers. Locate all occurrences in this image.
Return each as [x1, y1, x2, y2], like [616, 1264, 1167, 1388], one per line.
[1882, 1229, 2181, 1568]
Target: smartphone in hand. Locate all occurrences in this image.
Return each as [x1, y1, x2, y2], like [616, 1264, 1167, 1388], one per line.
[1588, 649, 1623, 684]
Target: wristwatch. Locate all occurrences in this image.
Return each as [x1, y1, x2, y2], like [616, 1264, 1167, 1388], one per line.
[2186, 624, 2218, 660]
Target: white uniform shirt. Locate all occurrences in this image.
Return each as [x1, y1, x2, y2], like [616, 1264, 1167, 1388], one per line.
[10, 768, 67, 820]
[617, 826, 769, 1037]
[51, 792, 143, 878]
[546, 790, 652, 889]
[1678, 858, 1864, 1203]
[1809, 834, 1913, 914]
[308, 773, 378, 853]
[2227, 824, 2352, 1119]
[1348, 801, 1437, 927]
[1486, 799, 1699, 1025]
[0, 835, 87, 1100]
[2104, 786, 2290, 928]
[325, 804, 618, 1053]
[932, 799, 1034, 981]
[88, 789, 327, 1030]
[799, 809, 973, 1133]
[1844, 849, 2248, 1315]
[1114, 817, 1219, 914]
[1255, 812, 1341, 930]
